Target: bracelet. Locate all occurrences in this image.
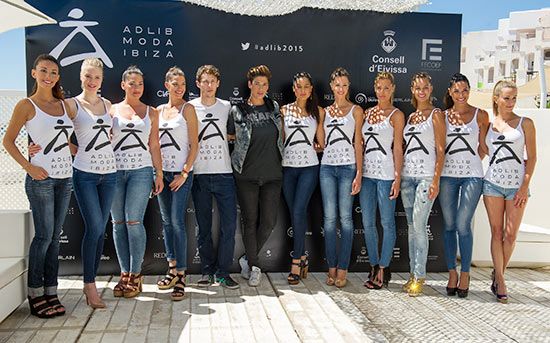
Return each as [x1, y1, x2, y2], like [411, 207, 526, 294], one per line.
[181, 170, 189, 178]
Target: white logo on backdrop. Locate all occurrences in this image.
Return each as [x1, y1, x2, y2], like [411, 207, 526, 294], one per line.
[241, 42, 250, 51]
[381, 30, 397, 53]
[50, 8, 113, 68]
[421, 39, 443, 61]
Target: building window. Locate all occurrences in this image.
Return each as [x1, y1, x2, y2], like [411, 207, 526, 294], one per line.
[499, 61, 506, 77]
[461, 47, 466, 63]
[488, 67, 494, 83]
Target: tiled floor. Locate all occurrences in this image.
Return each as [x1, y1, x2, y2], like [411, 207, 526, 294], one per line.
[1, 267, 550, 342]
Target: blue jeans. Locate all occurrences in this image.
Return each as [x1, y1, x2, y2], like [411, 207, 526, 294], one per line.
[320, 164, 356, 270]
[439, 177, 483, 273]
[283, 165, 319, 259]
[400, 176, 435, 279]
[359, 177, 396, 268]
[73, 169, 117, 283]
[111, 167, 153, 274]
[191, 173, 237, 277]
[25, 176, 72, 297]
[157, 171, 194, 272]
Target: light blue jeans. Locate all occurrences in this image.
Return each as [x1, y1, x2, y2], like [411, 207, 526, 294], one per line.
[359, 177, 396, 268]
[111, 167, 153, 274]
[400, 176, 435, 279]
[439, 177, 483, 273]
[320, 164, 356, 270]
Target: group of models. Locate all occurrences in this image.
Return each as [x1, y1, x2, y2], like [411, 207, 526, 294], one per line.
[2, 54, 536, 319]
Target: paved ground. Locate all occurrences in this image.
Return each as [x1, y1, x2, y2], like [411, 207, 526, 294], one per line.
[1, 267, 550, 342]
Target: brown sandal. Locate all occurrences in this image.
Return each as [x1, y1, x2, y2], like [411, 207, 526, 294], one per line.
[123, 273, 143, 298]
[113, 272, 129, 297]
[171, 273, 185, 301]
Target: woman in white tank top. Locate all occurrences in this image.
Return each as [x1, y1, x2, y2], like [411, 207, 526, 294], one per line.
[320, 68, 363, 288]
[480, 80, 537, 303]
[400, 72, 446, 297]
[155, 67, 198, 301]
[110, 66, 164, 299]
[3, 54, 75, 318]
[360, 72, 405, 290]
[281, 72, 325, 285]
[439, 73, 490, 299]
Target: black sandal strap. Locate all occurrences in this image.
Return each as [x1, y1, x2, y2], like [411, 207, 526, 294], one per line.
[158, 272, 176, 285]
[29, 296, 56, 316]
[45, 295, 65, 312]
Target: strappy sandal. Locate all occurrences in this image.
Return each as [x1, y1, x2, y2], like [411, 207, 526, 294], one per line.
[157, 269, 177, 290]
[457, 275, 470, 298]
[171, 273, 186, 301]
[123, 273, 143, 298]
[113, 272, 129, 297]
[366, 266, 386, 290]
[28, 296, 57, 319]
[45, 294, 66, 316]
[335, 269, 348, 288]
[490, 269, 497, 295]
[287, 259, 302, 285]
[364, 265, 379, 288]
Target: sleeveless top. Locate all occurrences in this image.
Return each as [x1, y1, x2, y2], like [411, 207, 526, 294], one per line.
[362, 108, 398, 180]
[72, 98, 116, 174]
[402, 108, 437, 177]
[485, 117, 525, 189]
[190, 97, 232, 174]
[159, 103, 190, 172]
[111, 105, 152, 170]
[282, 106, 319, 167]
[25, 99, 73, 179]
[321, 105, 356, 166]
[441, 108, 483, 178]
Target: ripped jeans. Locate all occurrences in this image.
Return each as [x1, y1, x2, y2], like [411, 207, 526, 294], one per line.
[400, 176, 435, 279]
[111, 167, 153, 274]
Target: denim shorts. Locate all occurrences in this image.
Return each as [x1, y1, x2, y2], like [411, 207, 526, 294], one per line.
[483, 180, 528, 201]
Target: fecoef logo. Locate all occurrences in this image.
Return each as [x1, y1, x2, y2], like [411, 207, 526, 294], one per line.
[421, 39, 443, 70]
[50, 8, 113, 68]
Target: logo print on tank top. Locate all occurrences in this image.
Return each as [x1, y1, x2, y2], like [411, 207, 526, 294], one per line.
[114, 123, 147, 151]
[284, 120, 311, 147]
[198, 113, 224, 142]
[44, 119, 72, 154]
[445, 127, 474, 155]
[85, 118, 111, 152]
[489, 135, 521, 166]
[363, 127, 386, 155]
[326, 119, 351, 146]
[159, 122, 181, 151]
[404, 126, 428, 155]
[49, 8, 113, 68]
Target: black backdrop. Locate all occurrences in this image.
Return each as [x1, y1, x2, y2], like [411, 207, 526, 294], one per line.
[25, 0, 461, 275]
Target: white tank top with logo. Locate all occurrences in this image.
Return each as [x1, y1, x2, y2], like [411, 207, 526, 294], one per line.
[282, 107, 319, 168]
[321, 105, 356, 166]
[112, 105, 152, 170]
[362, 108, 397, 180]
[402, 108, 437, 178]
[485, 117, 525, 188]
[441, 108, 483, 178]
[72, 98, 116, 174]
[25, 99, 73, 179]
[159, 103, 190, 172]
[189, 97, 232, 174]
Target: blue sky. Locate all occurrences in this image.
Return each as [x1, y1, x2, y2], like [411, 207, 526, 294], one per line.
[0, 0, 548, 90]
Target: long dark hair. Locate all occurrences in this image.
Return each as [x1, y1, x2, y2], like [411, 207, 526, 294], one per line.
[30, 54, 64, 100]
[293, 72, 319, 121]
[444, 73, 470, 110]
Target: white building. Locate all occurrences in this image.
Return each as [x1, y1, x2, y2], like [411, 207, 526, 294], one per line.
[461, 8, 550, 90]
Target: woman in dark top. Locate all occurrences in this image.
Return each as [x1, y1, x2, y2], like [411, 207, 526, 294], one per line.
[230, 65, 283, 287]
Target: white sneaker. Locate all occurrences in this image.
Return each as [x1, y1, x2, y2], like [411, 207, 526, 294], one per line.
[249, 266, 261, 287]
[239, 255, 250, 280]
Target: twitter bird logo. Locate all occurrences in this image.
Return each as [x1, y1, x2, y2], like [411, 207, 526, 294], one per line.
[241, 42, 250, 51]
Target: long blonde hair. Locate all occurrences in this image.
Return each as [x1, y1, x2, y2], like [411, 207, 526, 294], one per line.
[492, 80, 517, 116]
[410, 72, 432, 109]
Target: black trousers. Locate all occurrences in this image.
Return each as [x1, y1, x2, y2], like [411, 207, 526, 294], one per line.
[235, 176, 282, 269]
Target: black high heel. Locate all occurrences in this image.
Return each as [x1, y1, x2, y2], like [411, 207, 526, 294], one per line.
[366, 266, 386, 290]
[383, 266, 391, 287]
[300, 257, 309, 279]
[364, 265, 379, 288]
[446, 270, 458, 296]
[490, 269, 497, 295]
[457, 276, 470, 298]
[28, 296, 57, 319]
[287, 259, 302, 285]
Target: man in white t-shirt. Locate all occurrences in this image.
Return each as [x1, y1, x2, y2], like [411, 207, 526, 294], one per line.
[189, 65, 239, 289]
